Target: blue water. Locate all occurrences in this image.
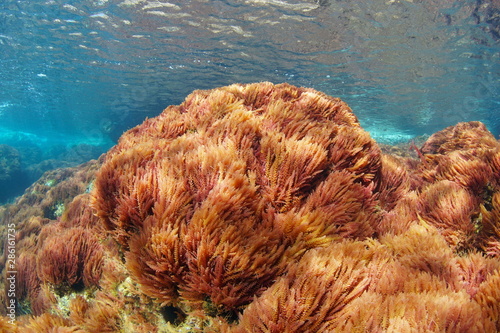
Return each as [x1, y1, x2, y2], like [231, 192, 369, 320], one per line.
[0, 0, 499, 203]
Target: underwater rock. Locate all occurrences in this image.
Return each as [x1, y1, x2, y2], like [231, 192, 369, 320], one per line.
[0, 144, 27, 204]
[0, 144, 21, 182]
[1, 82, 500, 332]
[92, 82, 381, 313]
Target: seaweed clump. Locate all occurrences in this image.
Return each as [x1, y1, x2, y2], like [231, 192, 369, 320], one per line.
[93, 82, 381, 314]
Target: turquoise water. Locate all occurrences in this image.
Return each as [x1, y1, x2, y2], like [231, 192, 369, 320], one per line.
[0, 0, 499, 203]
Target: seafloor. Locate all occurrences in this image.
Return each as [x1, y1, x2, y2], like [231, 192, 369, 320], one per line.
[1, 83, 500, 332]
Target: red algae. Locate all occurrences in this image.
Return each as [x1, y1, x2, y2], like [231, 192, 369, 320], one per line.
[1, 83, 500, 332]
